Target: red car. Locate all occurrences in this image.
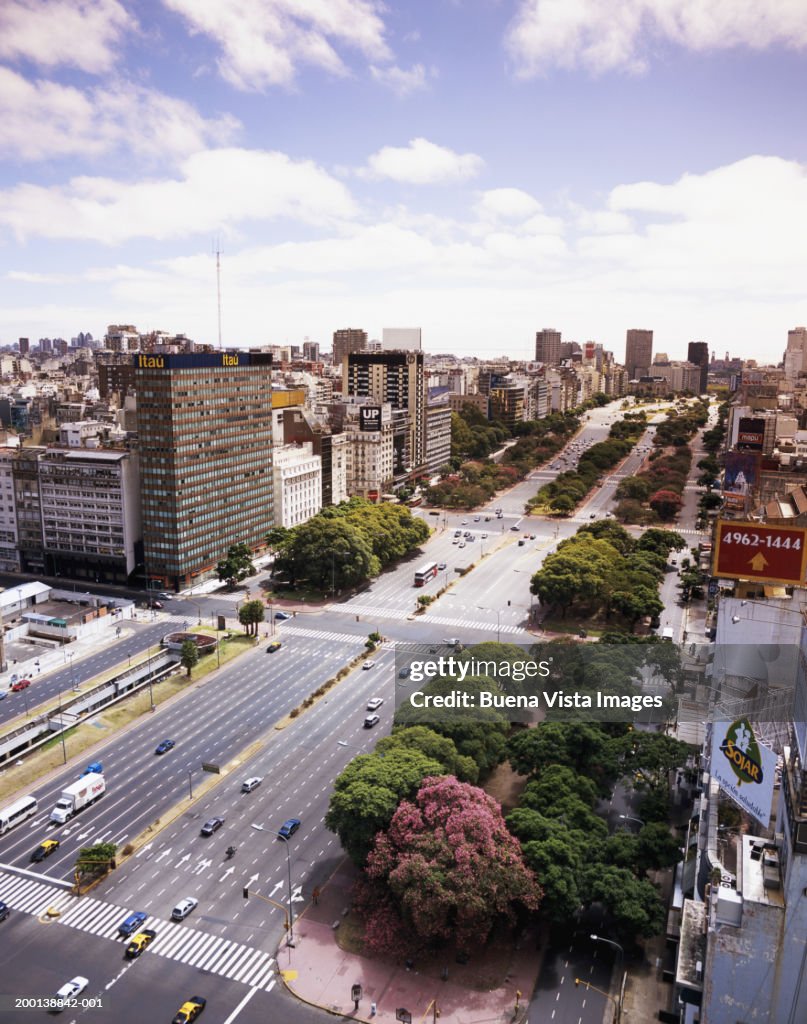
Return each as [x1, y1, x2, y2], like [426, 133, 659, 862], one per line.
[11, 678, 31, 693]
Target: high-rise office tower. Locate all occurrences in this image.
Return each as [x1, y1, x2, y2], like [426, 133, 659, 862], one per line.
[302, 340, 320, 362]
[344, 350, 426, 477]
[332, 328, 367, 368]
[625, 329, 653, 378]
[535, 328, 562, 365]
[18, 337, 29, 356]
[135, 351, 274, 591]
[687, 341, 709, 393]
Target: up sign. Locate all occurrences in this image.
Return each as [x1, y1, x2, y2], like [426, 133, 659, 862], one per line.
[360, 406, 382, 432]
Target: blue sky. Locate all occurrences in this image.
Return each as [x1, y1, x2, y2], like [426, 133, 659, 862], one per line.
[1, 0, 806, 362]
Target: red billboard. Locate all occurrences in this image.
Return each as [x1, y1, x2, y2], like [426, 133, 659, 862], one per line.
[713, 520, 807, 585]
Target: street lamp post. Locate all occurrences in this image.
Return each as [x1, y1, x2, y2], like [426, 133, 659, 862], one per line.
[619, 814, 645, 828]
[57, 688, 67, 765]
[590, 933, 625, 1020]
[66, 651, 78, 691]
[477, 605, 502, 643]
[265, 831, 296, 943]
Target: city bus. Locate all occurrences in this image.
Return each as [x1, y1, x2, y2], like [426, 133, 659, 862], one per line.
[0, 794, 38, 835]
[414, 562, 438, 587]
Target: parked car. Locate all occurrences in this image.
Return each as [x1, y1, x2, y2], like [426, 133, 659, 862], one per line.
[155, 739, 175, 755]
[118, 911, 147, 937]
[200, 817, 224, 837]
[278, 818, 301, 839]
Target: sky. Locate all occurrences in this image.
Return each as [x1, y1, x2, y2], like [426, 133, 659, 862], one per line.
[1, 0, 806, 363]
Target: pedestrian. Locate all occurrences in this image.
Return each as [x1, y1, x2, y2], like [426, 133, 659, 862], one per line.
[312, 886, 320, 905]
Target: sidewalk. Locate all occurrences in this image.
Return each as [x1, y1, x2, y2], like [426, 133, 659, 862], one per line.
[281, 860, 540, 1024]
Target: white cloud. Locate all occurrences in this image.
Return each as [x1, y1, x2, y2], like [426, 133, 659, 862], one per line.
[0, 0, 135, 73]
[370, 62, 432, 97]
[361, 138, 484, 185]
[0, 68, 239, 162]
[506, 0, 807, 76]
[0, 148, 357, 243]
[475, 188, 544, 221]
[163, 0, 391, 90]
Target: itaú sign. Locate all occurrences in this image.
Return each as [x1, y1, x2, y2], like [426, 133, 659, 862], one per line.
[713, 519, 807, 585]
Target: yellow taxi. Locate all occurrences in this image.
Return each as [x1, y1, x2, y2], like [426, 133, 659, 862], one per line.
[125, 928, 157, 958]
[172, 997, 206, 1024]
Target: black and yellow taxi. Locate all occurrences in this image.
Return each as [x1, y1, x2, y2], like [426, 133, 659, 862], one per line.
[30, 839, 60, 863]
[125, 928, 157, 958]
[172, 996, 206, 1024]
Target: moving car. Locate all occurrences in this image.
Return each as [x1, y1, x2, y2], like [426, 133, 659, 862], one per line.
[366, 698, 384, 711]
[10, 678, 31, 692]
[200, 817, 224, 836]
[118, 911, 147, 938]
[150, 601, 163, 610]
[266, 641, 282, 652]
[241, 777, 262, 793]
[364, 714, 381, 728]
[171, 897, 199, 921]
[172, 997, 207, 1024]
[362, 660, 375, 670]
[0, 900, 9, 922]
[437, 562, 446, 570]
[442, 637, 459, 645]
[473, 516, 481, 522]
[54, 976, 89, 1008]
[154, 739, 175, 755]
[278, 818, 301, 839]
[481, 532, 488, 539]
[158, 592, 173, 600]
[81, 761, 103, 776]
[125, 929, 157, 958]
[275, 611, 292, 620]
[30, 839, 60, 863]
[398, 666, 410, 679]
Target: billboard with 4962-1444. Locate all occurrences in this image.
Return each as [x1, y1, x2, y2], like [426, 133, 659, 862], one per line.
[713, 519, 807, 586]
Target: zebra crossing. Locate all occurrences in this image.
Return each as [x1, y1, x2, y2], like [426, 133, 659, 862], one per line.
[324, 601, 414, 622]
[0, 869, 277, 992]
[281, 624, 395, 649]
[420, 613, 527, 636]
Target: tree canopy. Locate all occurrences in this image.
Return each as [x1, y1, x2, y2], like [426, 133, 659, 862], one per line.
[216, 542, 255, 588]
[356, 775, 542, 955]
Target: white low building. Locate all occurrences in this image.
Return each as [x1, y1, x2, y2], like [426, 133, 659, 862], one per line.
[273, 443, 323, 527]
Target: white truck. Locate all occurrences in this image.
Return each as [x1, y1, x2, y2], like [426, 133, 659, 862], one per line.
[50, 774, 106, 824]
[661, 627, 674, 642]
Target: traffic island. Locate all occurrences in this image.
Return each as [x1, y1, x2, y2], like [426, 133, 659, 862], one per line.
[281, 859, 543, 1024]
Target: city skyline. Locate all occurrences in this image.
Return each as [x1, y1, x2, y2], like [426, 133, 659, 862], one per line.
[1, 1, 806, 360]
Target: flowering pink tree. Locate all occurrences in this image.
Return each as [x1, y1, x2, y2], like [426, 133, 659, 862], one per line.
[356, 776, 542, 956]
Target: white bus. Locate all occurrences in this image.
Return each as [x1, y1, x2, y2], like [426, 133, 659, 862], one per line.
[0, 794, 38, 835]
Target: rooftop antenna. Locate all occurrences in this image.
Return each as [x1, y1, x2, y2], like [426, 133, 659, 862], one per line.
[213, 236, 223, 350]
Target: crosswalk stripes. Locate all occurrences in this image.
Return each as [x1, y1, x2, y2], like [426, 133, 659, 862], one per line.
[0, 869, 276, 992]
[324, 601, 413, 621]
[281, 625, 397, 650]
[420, 613, 527, 636]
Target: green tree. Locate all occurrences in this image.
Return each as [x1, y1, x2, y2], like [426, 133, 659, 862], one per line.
[180, 639, 199, 677]
[325, 749, 444, 865]
[238, 599, 265, 636]
[216, 541, 255, 587]
[580, 864, 666, 939]
[265, 526, 291, 555]
[75, 841, 117, 874]
[507, 808, 586, 922]
[378, 726, 480, 784]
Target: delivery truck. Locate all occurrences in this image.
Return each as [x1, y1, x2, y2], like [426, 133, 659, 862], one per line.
[50, 774, 106, 824]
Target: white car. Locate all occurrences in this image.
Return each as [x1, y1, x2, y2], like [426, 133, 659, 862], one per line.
[55, 977, 89, 1008]
[171, 896, 199, 921]
[481, 532, 488, 538]
[241, 777, 262, 793]
[363, 714, 381, 728]
[366, 697, 384, 711]
[442, 637, 459, 645]
[363, 660, 375, 670]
